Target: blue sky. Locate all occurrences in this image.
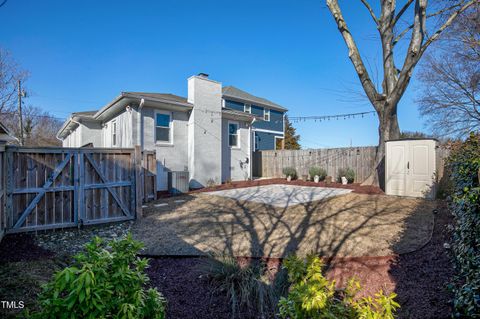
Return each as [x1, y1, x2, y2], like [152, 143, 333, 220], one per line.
[0, 0, 428, 148]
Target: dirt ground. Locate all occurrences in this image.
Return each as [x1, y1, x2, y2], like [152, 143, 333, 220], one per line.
[0, 201, 453, 319]
[133, 190, 436, 258]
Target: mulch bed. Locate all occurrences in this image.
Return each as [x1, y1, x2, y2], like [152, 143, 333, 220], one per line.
[0, 233, 54, 264]
[188, 178, 384, 195]
[0, 201, 453, 319]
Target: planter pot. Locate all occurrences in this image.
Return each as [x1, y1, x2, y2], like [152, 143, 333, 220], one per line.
[287, 175, 292, 182]
[341, 176, 348, 185]
[314, 175, 320, 183]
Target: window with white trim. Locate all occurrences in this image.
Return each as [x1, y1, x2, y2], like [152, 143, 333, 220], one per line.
[244, 104, 251, 114]
[264, 108, 270, 121]
[112, 121, 117, 146]
[228, 122, 239, 147]
[155, 112, 172, 143]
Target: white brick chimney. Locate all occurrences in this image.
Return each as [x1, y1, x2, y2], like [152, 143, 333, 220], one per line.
[187, 73, 223, 188]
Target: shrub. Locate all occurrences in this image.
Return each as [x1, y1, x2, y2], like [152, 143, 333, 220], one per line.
[31, 234, 166, 319]
[446, 133, 480, 317]
[282, 167, 298, 179]
[337, 168, 355, 183]
[201, 255, 288, 319]
[309, 167, 327, 181]
[206, 178, 216, 188]
[278, 255, 399, 319]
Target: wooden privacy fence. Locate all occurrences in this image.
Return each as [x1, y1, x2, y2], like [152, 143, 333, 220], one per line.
[253, 147, 378, 183]
[3, 146, 156, 234]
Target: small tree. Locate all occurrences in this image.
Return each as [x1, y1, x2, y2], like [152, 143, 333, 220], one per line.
[284, 115, 301, 150]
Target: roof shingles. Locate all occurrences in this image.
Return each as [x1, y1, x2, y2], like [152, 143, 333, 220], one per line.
[222, 86, 287, 111]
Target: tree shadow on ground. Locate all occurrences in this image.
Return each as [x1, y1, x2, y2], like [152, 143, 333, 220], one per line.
[133, 185, 443, 318]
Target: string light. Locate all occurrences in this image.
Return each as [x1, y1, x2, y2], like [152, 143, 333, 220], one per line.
[289, 111, 375, 123]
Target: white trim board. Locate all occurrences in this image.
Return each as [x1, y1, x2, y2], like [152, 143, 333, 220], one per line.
[252, 128, 284, 135]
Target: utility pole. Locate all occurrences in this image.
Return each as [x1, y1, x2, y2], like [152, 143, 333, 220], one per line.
[17, 80, 24, 146]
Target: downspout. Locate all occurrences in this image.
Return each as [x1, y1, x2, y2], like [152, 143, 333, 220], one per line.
[137, 98, 145, 149]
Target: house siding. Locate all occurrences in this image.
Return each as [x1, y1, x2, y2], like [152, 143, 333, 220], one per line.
[221, 119, 251, 182]
[224, 99, 285, 132]
[142, 106, 189, 191]
[62, 121, 102, 147]
[254, 131, 283, 151]
[102, 110, 133, 148]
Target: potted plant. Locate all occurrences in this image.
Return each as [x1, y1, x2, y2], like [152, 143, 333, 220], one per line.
[337, 168, 355, 184]
[309, 166, 327, 183]
[282, 167, 297, 181]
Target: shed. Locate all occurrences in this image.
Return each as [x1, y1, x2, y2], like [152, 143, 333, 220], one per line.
[385, 138, 437, 199]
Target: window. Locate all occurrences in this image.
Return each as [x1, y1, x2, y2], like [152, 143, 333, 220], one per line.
[112, 121, 117, 146]
[228, 122, 239, 147]
[155, 112, 171, 143]
[244, 104, 251, 114]
[264, 108, 270, 121]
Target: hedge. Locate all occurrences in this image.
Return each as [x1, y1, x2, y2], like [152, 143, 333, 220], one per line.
[446, 133, 480, 317]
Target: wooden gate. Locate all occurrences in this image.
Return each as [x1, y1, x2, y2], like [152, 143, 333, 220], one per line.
[4, 146, 148, 233]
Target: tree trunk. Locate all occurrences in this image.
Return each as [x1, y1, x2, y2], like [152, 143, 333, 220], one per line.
[363, 105, 400, 188]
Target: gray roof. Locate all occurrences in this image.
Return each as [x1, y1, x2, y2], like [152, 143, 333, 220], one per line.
[222, 86, 287, 111]
[124, 92, 189, 105]
[71, 111, 96, 119]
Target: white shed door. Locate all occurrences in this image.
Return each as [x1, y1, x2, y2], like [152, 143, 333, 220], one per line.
[386, 140, 436, 198]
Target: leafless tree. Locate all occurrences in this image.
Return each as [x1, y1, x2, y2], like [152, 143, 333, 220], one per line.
[326, 0, 477, 186]
[0, 48, 28, 112]
[0, 105, 62, 146]
[417, 8, 479, 138]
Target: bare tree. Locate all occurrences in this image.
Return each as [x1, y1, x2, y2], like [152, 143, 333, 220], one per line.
[417, 9, 480, 137]
[326, 0, 477, 186]
[0, 48, 28, 112]
[0, 105, 63, 146]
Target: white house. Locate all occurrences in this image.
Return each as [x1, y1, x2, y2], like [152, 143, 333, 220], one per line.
[57, 74, 287, 191]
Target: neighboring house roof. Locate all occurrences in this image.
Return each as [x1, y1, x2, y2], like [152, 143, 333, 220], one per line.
[222, 86, 287, 112]
[0, 122, 18, 143]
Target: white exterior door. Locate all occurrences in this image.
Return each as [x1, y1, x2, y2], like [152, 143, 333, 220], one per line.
[386, 139, 436, 198]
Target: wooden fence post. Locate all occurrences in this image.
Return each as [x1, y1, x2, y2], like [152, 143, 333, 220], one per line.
[134, 145, 143, 219]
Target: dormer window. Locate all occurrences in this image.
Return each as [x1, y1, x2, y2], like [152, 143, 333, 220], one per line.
[264, 109, 270, 121]
[244, 104, 251, 114]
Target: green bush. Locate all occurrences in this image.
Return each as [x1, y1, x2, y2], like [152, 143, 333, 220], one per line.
[201, 255, 288, 319]
[309, 167, 327, 181]
[31, 234, 166, 319]
[278, 255, 399, 319]
[446, 133, 480, 317]
[282, 167, 298, 179]
[337, 168, 355, 183]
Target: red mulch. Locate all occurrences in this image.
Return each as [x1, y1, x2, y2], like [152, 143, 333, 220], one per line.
[0, 202, 453, 319]
[188, 178, 384, 195]
[146, 257, 232, 319]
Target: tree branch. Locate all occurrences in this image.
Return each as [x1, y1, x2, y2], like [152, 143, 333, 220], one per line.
[360, 0, 379, 25]
[393, 2, 467, 46]
[420, 0, 477, 55]
[326, 0, 381, 111]
[393, 0, 414, 26]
